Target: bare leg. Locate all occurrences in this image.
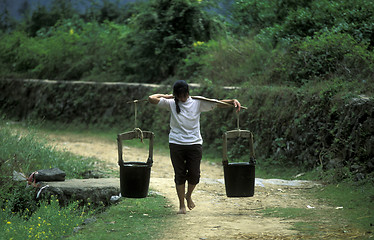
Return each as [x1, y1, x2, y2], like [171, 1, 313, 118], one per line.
[176, 184, 186, 214]
[186, 183, 196, 210]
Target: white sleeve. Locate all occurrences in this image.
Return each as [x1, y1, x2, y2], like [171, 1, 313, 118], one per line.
[157, 98, 172, 110]
[199, 100, 217, 112]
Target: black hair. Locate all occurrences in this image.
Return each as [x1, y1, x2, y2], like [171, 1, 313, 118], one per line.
[173, 80, 189, 114]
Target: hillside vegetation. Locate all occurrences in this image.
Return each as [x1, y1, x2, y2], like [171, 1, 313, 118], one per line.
[0, 0, 373, 87]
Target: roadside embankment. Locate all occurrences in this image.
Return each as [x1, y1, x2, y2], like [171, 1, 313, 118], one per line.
[1, 78, 373, 179]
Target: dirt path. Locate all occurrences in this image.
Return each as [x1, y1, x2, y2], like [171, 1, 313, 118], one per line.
[48, 134, 323, 240]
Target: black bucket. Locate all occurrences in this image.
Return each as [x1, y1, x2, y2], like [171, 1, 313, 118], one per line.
[223, 162, 255, 197]
[117, 130, 154, 198]
[222, 129, 256, 197]
[120, 162, 151, 198]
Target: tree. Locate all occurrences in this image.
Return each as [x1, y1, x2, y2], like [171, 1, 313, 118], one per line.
[123, 0, 220, 82]
[26, 0, 78, 36]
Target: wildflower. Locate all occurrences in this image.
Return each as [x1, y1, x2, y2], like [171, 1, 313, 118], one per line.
[69, 28, 74, 35]
[193, 41, 204, 47]
[7, 221, 11, 224]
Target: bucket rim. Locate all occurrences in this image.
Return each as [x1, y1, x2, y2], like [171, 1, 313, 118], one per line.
[226, 162, 255, 166]
[121, 161, 152, 167]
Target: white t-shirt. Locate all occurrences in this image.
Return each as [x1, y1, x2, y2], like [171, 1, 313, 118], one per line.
[158, 96, 217, 145]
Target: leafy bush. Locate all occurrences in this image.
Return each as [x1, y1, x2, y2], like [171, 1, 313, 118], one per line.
[0, 18, 131, 81]
[177, 40, 209, 79]
[273, 31, 374, 84]
[0, 31, 39, 77]
[180, 37, 275, 86]
[1, 181, 39, 216]
[230, 0, 311, 36]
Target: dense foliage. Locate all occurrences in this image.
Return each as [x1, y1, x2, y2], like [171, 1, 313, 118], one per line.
[1, 0, 373, 86]
[0, 0, 221, 83]
[232, 0, 374, 45]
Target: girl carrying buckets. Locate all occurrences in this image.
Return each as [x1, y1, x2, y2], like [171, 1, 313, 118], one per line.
[148, 80, 241, 214]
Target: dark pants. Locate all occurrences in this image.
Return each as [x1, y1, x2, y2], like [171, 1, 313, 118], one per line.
[169, 143, 202, 185]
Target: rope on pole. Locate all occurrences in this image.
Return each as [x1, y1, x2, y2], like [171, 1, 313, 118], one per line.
[127, 99, 146, 143]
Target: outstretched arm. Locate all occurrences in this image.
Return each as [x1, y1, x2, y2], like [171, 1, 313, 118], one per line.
[218, 99, 241, 112]
[148, 94, 174, 104]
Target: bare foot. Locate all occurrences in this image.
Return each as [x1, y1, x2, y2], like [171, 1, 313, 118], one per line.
[186, 195, 195, 210]
[177, 207, 187, 214]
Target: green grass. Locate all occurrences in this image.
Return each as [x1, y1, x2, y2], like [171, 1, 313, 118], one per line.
[0, 196, 95, 240]
[310, 182, 374, 231]
[0, 120, 175, 240]
[0, 121, 98, 180]
[259, 207, 320, 236]
[258, 181, 374, 238]
[68, 193, 174, 240]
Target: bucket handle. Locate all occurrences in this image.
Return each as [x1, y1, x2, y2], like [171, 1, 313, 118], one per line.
[117, 130, 154, 167]
[222, 129, 256, 166]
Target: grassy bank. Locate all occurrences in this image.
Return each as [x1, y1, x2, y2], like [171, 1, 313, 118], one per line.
[0, 120, 174, 240]
[0, 120, 97, 239]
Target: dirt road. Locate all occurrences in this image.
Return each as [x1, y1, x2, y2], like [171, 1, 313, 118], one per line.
[48, 133, 324, 239]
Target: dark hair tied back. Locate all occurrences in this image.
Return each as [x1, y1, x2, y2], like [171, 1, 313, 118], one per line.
[173, 80, 189, 114]
[175, 98, 181, 113]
